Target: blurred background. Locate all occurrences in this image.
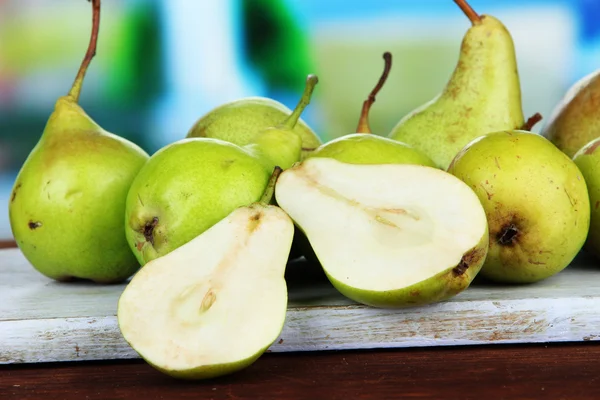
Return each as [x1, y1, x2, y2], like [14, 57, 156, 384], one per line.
[0, 0, 599, 239]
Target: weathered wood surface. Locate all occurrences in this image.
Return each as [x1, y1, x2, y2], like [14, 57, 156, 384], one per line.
[1, 248, 599, 364]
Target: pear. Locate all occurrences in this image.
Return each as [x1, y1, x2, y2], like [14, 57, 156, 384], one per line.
[308, 52, 436, 167]
[573, 137, 600, 259]
[275, 158, 489, 308]
[388, 0, 524, 169]
[118, 168, 292, 380]
[126, 76, 318, 265]
[541, 69, 600, 158]
[187, 89, 321, 158]
[448, 130, 590, 283]
[8, 0, 149, 283]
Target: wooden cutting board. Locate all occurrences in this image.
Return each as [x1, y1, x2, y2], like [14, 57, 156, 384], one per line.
[1, 248, 599, 364]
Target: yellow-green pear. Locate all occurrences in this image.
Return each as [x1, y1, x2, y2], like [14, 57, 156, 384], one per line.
[448, 131, 590, 283]
[308, 52, 436, 167]
[118, 168, 292, 380]
[275, 158, 489, 308]
[542, 69, 600, 158]
[573, 137, 600, 259]
[126, 76, 318, 265]
[388, 0, 524, 169]
[8, 0, 149, 283]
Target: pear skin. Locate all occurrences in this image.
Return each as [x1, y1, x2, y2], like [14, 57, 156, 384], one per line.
[542, 69, 600, 158]
[389, 0, 524, 169]
[9, 0, 149, 283]
[573, 137, 600, 259]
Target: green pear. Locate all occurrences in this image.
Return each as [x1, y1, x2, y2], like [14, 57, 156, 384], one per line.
[8, 0, 149, 283]
[541, 69, 600, 158]
[275, 158, 489, 308]
[308, 52, 436, 167]
[448, 130, 590, 283]
[186, 87, 322, 158]
[388, 0, 524, 169]
[573, 137, 600, 259]
[126, 76, 318, 265]
[118, 168, 292, 380]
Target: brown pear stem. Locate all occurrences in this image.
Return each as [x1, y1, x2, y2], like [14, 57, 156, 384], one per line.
[68, 0, 101, 102]
[260, 166, 283, 205]
[453, 0, 482, 25]
[356, 52, 392, 134]
[520, 113, 543, 131]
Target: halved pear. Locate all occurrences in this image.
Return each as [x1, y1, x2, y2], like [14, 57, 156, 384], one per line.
[275, 158, 489, 308]
[117, 202, 293, 380]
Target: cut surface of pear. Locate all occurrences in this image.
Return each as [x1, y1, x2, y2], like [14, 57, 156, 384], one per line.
[275, 158, 489, 308]
[118, 203, 292, 380]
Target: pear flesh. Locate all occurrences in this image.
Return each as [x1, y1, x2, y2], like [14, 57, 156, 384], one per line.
[118, 203, 292, 380]
[448, 131, 590, 283]
[542, 69, 600, 158]
[275, 158, 489, 308]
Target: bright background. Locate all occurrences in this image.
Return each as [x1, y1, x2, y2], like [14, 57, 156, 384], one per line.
[0, 0, 599, 239]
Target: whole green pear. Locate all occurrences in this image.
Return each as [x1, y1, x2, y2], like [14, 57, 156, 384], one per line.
[541, 69, 600, 158]
[9, 0, 149, 283]
[448, 131, 590, 283]
[186, 94, 321, 158]
[126, 76, 318, 265]
[388, 0, 524, 169]
[308, 52, 436, 167]
[573, 137, 600, 259]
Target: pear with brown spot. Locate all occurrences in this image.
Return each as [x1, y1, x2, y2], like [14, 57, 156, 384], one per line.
[542, 69, 600, 158]
[388, 0, 524, 169]
[118, 168, 292, 380]
[448, 130, 590, 283]
[8, 0, 149, 283]
[275, 157, 489, 308]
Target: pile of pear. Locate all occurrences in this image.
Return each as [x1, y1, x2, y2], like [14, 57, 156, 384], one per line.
[8, 0, 600, 381]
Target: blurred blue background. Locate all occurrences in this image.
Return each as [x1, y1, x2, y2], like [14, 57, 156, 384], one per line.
[0, 0, 599, 239]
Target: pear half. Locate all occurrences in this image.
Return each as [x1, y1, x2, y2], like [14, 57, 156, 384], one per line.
[117, 202, 293, 380]
[275, 158, 489, 308]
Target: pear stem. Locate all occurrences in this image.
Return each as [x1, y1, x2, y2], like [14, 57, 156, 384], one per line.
[520, 113, 543, 131]
[453, 0, 482, 25]
[68, 0, 101, 102]
[280, 75, 319, 130]
[260, 166, 283, 205]
[356, 52, 392, 134]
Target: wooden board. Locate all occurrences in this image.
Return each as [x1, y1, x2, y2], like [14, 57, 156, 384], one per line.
[1, 248, 600, 364]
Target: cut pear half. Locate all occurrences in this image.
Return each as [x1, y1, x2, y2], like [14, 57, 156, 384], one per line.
[275, 158, 489, 308]
[117, 203, 293, 380]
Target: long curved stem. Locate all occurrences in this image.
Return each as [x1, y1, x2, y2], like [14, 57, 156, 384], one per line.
[453, 0, 482, 25]
[356, 52, 392, 134]
[68, 0, 101, 102]
[281, 75, 319, 130]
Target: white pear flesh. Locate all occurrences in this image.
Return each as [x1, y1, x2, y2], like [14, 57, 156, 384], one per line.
[275, 158, 489, 308]
[117, 204, 293, 380]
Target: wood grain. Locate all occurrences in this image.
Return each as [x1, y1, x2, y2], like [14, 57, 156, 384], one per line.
[3, 248, 600, 364]
[1, 343, 599, 400]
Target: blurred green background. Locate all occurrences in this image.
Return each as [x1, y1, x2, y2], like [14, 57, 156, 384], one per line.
[0, 0, 599, 239]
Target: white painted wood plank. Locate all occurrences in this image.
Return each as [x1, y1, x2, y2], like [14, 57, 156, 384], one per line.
[1, 248, 599, 364]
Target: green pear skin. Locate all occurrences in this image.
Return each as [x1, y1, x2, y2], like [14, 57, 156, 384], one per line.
[573, 137, 600, 259]
[10, 98, 149, 283]
[389, 10, 524, 169]
[125, 139, 271, 265]
[308, 133, 437, 167]
[448, 131, 590, 283]
[542, 69, 600, 158]
[187, 97, 322, 157]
